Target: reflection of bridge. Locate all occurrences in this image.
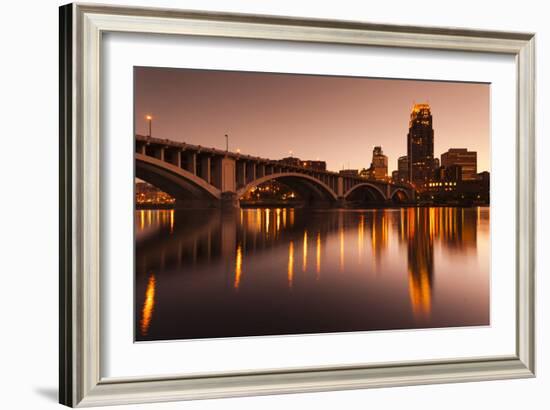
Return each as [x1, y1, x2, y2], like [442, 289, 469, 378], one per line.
[136, 135, 414, 208]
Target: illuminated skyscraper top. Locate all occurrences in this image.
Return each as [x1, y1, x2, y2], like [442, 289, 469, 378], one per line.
[407, 103, 435, 189]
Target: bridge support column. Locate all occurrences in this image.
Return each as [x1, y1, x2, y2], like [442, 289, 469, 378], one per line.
[386, 184, 393, 205]
[337, 177, 344, 197]
[220, 157, 236, 192]
[221, 192, 239, 209]
[174, 150, 181, 168]
[336, 197, 346, 208]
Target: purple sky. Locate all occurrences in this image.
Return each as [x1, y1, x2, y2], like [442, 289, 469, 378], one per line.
[135, 67, 490, 173]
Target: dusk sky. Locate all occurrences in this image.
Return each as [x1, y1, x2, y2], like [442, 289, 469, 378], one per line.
[135, 67, 490, 173]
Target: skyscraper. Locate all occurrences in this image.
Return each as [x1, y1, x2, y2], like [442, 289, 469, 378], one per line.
[397, 155, 409, 182]
[371, 146, 388, 180]
[407, 103, 435, 189]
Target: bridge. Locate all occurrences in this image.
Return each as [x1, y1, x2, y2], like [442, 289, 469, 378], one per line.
[135, 135, 415, 209]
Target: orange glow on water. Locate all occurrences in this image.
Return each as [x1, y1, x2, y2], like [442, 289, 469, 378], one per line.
[140, 274, 156, 336]
[381, 211, 388, 248]
[302, 230, 308, 272]
[400, 208, 405, 241]
[408, 267, 432, 318]
[371, 211, 377, 250]
[234, 245, 243, 290]
[316, 232, 321, 279]
[134, 206, 490, 340]
[407, 208, 433, 319]
[265, 208, 270, 234]
[139, 210, 145, 231]
[429, 208, 435, 240]
[339, 226, 345, 272]
[357, 214, 365, 263]
[288, 241, 294, 288]
[256, 208, 262, 232]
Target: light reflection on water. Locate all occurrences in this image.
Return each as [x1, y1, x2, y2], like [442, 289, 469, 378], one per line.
[139, 273, 156, 336]
[234, 244, 242, 290]
[135, 207, 490, 341]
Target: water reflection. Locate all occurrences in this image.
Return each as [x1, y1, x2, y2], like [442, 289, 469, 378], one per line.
[234, 244, 243, 290]
[407, 209, 434, 319]
[135, 207, 490, 340]
[339, 227, 345, 272]
[139, 273, 156, 336]
[302, 231, 308, 273]
[357, 215, 365, 264]
[316, 231, 321, 279]
[288, 240, 295, 289]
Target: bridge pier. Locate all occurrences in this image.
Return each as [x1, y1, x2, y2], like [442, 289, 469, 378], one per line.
[221, 192, 239, 209]
[337, 177, 344, 197]
[336, 197, 347, 208]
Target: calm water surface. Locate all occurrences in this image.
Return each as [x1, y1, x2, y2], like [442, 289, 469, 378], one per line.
[135, 207, 490, 341]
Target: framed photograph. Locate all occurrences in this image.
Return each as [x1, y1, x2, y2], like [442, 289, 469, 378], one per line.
[59, 3, 535, 407]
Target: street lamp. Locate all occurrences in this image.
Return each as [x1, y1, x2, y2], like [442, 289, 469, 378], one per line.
[146, 115, 153, 138]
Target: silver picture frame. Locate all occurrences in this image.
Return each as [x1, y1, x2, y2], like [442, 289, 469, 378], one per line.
[59, 3, 536, 407]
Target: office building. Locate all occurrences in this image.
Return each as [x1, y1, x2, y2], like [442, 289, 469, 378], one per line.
[407, 103, 436, 190]
[371, 146, 388, 181]
[441, 148, 477, 181]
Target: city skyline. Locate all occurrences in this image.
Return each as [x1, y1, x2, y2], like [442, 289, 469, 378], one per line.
[133, 66, 491, 342]
[134, 67, 490, 174]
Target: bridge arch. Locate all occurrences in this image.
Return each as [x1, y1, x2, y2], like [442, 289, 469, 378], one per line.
[390, 188, 411, 203]
[237, 172, 338, 205]
[344, 183, 387, 202]
[136, 153, 221, 204]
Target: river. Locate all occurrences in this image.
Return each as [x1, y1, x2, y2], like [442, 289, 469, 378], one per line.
[135, 207, 490, 341]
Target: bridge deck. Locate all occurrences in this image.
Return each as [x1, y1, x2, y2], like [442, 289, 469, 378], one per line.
[135, 134, 411, 190]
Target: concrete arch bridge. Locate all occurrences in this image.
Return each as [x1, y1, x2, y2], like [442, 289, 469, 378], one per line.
[135, 135, 414, 209]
